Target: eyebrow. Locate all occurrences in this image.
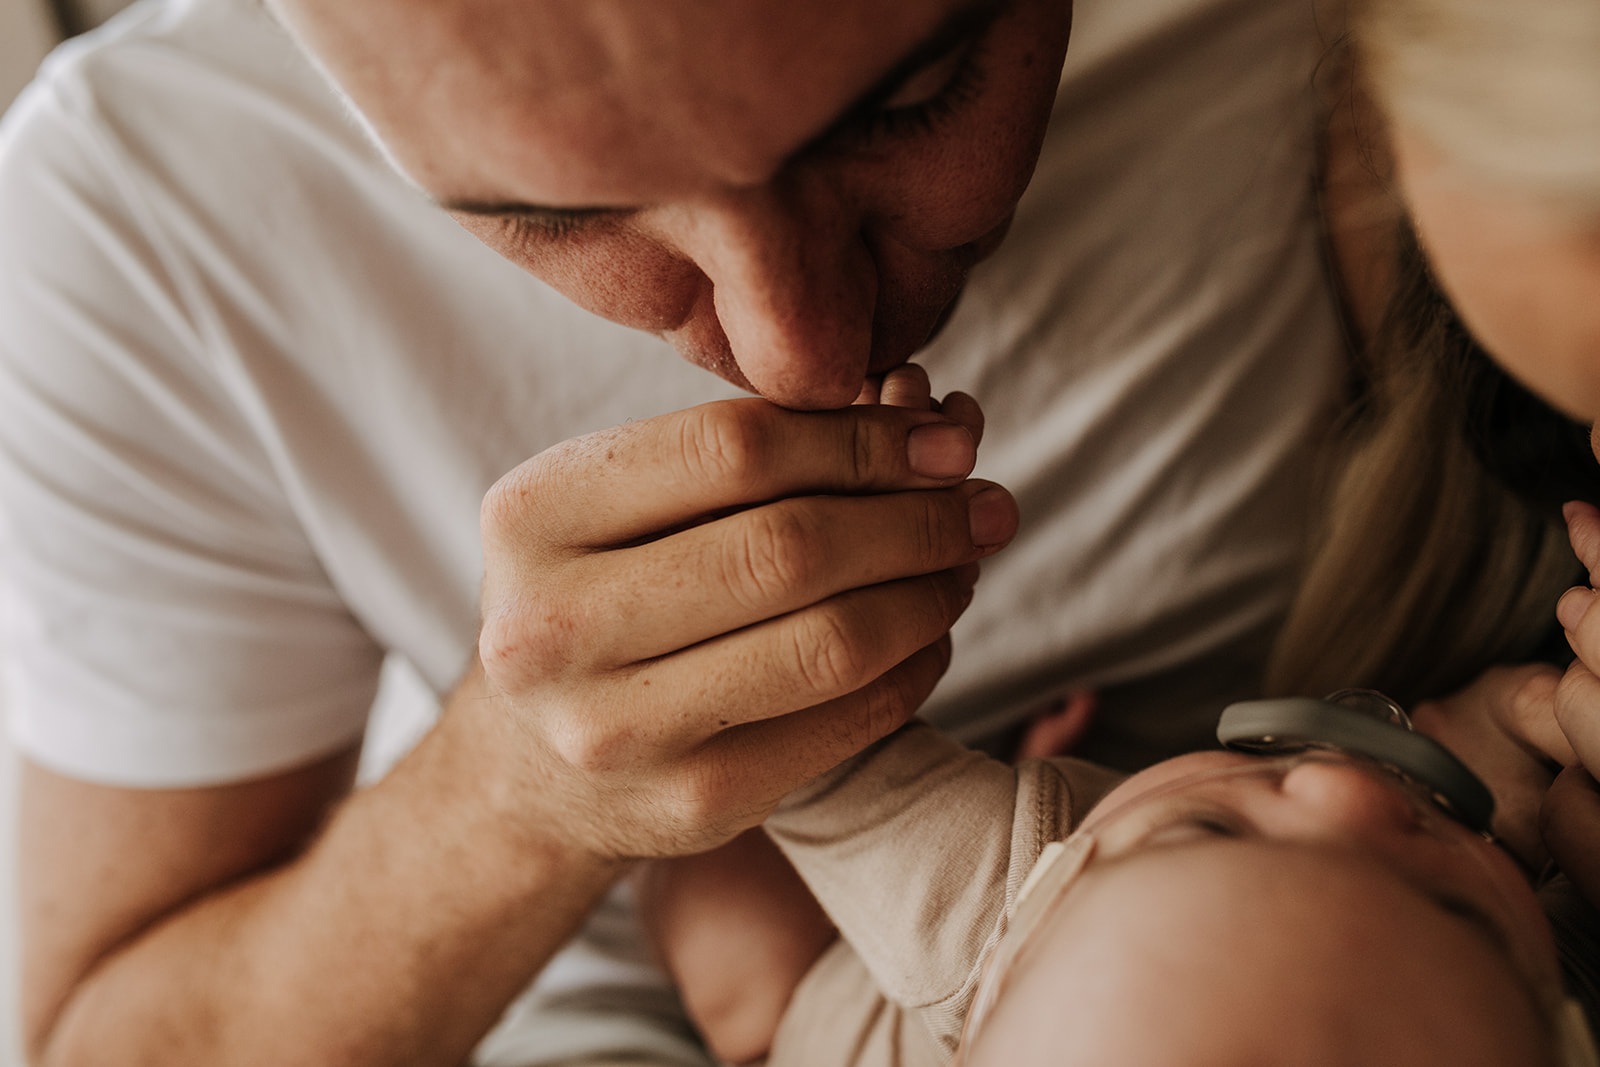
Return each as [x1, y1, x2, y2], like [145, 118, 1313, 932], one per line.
[438, 0, 1006, 224]
[1426, 889, 1519, 963]
[796, 0, 1006, 152]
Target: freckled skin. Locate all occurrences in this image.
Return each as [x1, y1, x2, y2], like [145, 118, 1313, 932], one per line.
[267, 0, 1075, 409]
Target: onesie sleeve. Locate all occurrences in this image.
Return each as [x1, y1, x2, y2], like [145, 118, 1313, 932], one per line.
[0, 68, 384, 786]
[764, 721, 1123, 1051]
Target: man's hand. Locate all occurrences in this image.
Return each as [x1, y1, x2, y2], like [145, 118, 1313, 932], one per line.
[473, 384, 1016, 860]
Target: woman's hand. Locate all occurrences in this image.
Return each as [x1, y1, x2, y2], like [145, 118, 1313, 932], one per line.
[471, 373, 1016, 862]
[1540, 500, 1600, 900]
[1411, 663, 1568, 872]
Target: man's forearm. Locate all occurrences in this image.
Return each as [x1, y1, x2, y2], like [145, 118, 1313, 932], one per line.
[33, 671, 623, 1067]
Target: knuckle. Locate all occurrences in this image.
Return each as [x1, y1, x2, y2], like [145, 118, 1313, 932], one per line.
[909, 493, 959, 571]
[849, 413, 881, 483]
[478, 592, 589, 685]
[932, 572, 971, 625]
[1554, 676, 1586, 736]
[544, 703, 629, 774]
[899, 572, 969, 644]
[791, 604, 872, 695]
[1507, 667, 1559, 728]
[661, 768, 741, 838]
[682, 402, 771, 494]
[481, 448, 577, 553]
[858, 669, 918, 743]
[480, 462, 536, 544]
[729, 504, 821, 604]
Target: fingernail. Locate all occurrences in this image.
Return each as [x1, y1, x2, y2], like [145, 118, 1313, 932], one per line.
[968, 487, 1017, 547]
[908, 423, 975, 479]
[1558, 586, 1594, 631]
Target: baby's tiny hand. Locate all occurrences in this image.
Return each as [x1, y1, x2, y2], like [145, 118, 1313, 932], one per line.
[1555, 501, 1600, 775]
[1411, 664, 1566, 871]
[1535, 500, 1600, 904]
[862, 365, 985, 447]
[1563, 500, 1600, 585]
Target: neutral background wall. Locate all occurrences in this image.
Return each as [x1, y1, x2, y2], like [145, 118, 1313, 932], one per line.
[2, 2, 132, 1061]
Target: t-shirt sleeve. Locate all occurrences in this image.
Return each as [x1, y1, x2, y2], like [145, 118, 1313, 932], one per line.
[764, 721, 1122, 1051]
[0, 72, 384, 787]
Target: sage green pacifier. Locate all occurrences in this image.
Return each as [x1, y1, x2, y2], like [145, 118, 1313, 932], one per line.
[1217, 689, 1495, 835]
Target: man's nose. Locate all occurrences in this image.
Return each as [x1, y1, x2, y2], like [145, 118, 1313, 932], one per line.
[682, 182, 879, 409]
[1278, 758, 1423, 844]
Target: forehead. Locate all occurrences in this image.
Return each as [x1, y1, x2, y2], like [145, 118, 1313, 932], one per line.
[278, 0, 971, 202]
[969, 846, 1548, 1066]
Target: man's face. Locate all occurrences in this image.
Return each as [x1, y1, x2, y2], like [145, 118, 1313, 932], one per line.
[267, 0, 1073, 408]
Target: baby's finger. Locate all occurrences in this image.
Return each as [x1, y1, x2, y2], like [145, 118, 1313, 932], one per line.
[940, 391, 985, 448]
[1555, 659, 1600, 769]
[1492, 662, 1577, 766]
[1564, 500, 1600, 586]
[1559, 585, 1600, 678]
[880, 365, 933, 410]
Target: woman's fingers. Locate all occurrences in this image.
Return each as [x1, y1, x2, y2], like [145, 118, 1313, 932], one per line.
[1554, 658, 1600, 768]
[1542, 766, 1600, 908]
[1493, 662, 1579, 766]
[1564, 500, 1600, 586]
[1410, 665, 1564, 868]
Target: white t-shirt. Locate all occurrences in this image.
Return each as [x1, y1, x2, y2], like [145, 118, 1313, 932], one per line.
[0, 0, 1347, 1059]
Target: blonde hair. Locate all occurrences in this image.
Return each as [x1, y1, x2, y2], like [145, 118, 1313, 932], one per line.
[1354, 0, 1600, 216]
[1267, 23, 1596, 704]
[1266, 231, 1583, 705]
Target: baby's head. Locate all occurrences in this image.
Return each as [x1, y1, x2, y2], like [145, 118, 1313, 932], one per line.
[957, 750, 1589, 1067]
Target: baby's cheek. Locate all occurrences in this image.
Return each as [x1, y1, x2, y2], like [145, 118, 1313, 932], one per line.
[1078, 752, 1254, 831]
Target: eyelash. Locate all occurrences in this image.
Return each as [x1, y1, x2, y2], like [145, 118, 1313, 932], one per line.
[500, 44, 990, 246]
[859, 45, 988, 142]
[503, 209, 613, 246]
[1139, 810, 1249, 848]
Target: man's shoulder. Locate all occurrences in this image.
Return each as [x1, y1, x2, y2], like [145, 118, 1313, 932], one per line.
[2, 0, 347, 188]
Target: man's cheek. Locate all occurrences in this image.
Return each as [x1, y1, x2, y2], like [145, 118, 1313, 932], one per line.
[463, 222, 703, 333]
